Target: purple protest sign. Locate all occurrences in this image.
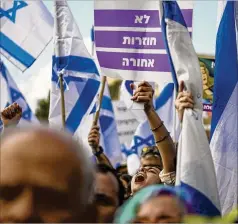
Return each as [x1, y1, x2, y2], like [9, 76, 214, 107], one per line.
[95, 31, 165, 49]
[96, 51, 170, 72]
[95, 30, 192, 50]
[94, 1, 194, 82]
[94, 9, 193, 28]
[203, 103, 212, 112]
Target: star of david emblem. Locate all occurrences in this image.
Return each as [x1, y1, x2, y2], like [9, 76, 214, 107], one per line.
[22, 105, 32, 120]
[121, 144, 133, 156]
[131, 135, 155, 154]
[9, 87, 32, 121]
[0, 1, 28, 23]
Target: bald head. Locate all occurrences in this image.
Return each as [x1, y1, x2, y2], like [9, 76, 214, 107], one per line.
[0, 127, 95, 223]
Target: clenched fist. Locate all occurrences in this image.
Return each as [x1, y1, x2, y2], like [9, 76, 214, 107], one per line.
[1, 102, 22, 127]
[88, 125, 100, 149]
[131, 81, 154, 112]
[175, 81, 194, 122]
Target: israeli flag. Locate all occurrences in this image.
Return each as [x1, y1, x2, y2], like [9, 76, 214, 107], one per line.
[0, 0, 53, 71]
[160, 1, 221, 216]
[127, 83, 178, 175]
[49, 0, 100, 135]
[210, 1, 238, 215]
[0, 60, 38, 131]
[99, 83, 122, 167]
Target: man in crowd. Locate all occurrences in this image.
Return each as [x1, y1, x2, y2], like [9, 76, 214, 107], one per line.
[0, 105, 96, 223]
[94, 164, 124, 223]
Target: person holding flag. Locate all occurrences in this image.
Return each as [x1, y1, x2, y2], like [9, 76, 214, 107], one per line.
[0, 60, 38, 133]
[160, 0, 221, 217]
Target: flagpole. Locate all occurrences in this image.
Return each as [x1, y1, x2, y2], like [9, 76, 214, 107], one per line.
[91, 25, 107, 126]
[54, 0, 66, 129]
[93, 76, 107, 126]
[59, 71, 66, 128]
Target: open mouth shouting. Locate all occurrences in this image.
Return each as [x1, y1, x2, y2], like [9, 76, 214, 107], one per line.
[135, 172, 146, 183]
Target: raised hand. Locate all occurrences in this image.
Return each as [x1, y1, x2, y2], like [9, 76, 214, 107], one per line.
[88, 125, 100, 149]
[175, 81, 194, 122]
[131, 81, 154, 112]
[1, 102, 22, 127]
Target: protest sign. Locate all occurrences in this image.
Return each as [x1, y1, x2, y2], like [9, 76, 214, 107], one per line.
[94, 0, 193, 83]
[112, 100, 139, 146]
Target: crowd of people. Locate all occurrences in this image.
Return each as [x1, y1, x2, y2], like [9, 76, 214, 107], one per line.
[0, 81, 237, 223]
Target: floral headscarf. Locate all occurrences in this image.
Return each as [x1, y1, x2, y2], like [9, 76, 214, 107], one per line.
[114, 184, 193, 223]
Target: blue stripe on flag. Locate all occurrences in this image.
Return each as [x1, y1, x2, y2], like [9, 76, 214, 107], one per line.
[181, 182, 221, 216]
[155, 83, 174, 110]
[100, 115, 113, 133]
[210, 1, 238, 137]
[0, 32, 35, 68]
[90, 103, 97, 114]
[161, 1, 179, 91]
[0, 61, 8, 81]
[102, 96, 114, 112]
[66, 78, 100, 133]
[163, 1, 187, 28]
[54, 55, 99, 76]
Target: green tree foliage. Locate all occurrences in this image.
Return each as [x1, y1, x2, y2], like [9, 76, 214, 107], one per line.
[35, 92, 50, 122]
[34, 79, 122, 122]
[108, 79, 122, 100]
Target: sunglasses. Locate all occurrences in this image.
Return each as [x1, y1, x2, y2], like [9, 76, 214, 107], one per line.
[141, 146, 161, 157]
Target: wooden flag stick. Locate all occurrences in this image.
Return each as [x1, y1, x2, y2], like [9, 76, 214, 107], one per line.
[59, 71, 66, 129]
[93, 75, 107, 126]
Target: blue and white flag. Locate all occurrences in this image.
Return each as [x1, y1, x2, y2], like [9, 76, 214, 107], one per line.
[49, 0, 100, 135]
[210, 1, 238, 215]
[99, 83, 122, 166]
[160, 1, 221, 216]
[0, 61, 38, 131]
[0, 0, 53, 71]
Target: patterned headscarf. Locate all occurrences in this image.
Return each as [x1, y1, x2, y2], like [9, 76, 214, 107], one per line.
[115, 185, 194, 223]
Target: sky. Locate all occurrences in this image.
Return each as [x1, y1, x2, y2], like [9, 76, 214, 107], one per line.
[2, 0, 219, 112]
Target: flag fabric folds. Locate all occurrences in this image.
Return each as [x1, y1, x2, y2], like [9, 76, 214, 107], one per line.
[0, 60, 38, 131]
[160, 1, 221, 216]
[99, 83, 122, 167]
[49, 0, 100, 135]
[0, 0, 53, 71]
[210, 1, 238, 215]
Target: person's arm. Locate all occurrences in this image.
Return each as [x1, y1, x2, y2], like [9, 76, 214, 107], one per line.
[131, 81, 176, 174]
[1, 103, 22, 134]
[88, 125, 114, 169]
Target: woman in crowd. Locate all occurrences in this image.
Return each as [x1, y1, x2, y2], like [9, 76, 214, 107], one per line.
[115, 185, 194, 223]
